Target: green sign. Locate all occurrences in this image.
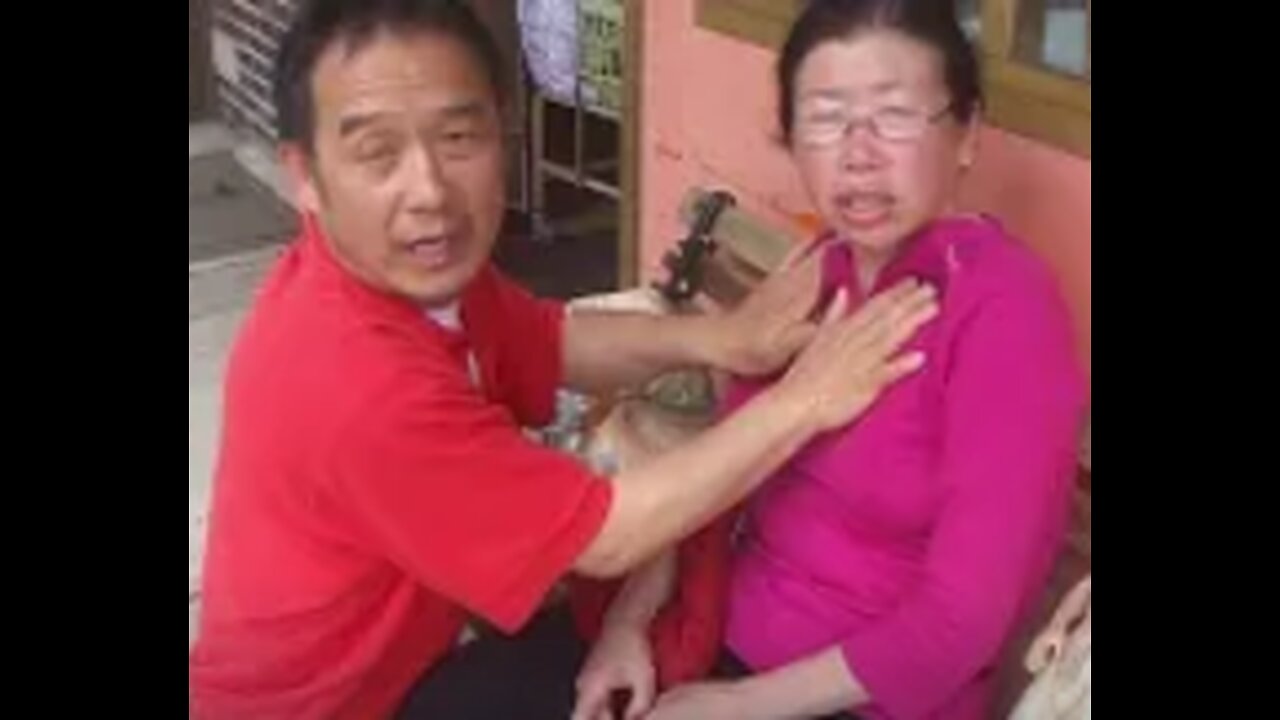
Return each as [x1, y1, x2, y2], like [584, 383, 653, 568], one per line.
[579, 0, 623, 115]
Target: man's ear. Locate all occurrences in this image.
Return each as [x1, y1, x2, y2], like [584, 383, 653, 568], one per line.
[280, 142, 322, 214]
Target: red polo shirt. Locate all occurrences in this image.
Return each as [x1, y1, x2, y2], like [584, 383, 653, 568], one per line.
[190, 222, 612, 719]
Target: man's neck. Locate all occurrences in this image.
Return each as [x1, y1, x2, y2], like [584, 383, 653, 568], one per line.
[425, 301, 463, 332]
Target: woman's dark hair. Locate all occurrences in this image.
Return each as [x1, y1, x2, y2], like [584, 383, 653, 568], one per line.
[777, 0, 981, 142]
[274, 0, 507, 150]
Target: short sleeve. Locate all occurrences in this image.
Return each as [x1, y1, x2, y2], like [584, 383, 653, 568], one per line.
[329, 353, 613, 633]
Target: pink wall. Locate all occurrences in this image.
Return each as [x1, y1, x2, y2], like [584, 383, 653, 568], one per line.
[638, 0, 1091, 385]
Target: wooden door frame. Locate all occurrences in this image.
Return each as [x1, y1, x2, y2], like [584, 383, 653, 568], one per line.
[189, 0, 214, 121]
[618, 0, 644, 288]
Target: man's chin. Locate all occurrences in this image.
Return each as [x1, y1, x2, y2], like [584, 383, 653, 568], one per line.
[396, 268, 480, 308]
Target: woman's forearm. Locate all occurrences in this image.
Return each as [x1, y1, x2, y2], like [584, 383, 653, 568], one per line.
[732, 646, 869, 720]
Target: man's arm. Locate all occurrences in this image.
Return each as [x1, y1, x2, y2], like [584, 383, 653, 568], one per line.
[574, 281, 937, 577]
[563, 311, 730, 394]
[562, 250, 823, 393]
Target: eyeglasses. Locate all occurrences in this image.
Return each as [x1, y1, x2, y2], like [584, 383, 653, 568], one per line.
[794, 102, 954, 147]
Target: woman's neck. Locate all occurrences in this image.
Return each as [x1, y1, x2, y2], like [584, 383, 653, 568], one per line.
[844, 214, 950, 292]
[851, 243, 896, 294]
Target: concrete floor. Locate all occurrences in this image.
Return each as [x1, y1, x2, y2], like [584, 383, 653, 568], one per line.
[188, 123, 291, 646]
[189, 152, 294, 264]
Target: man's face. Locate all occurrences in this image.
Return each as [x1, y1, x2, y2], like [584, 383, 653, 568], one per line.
[283, 29, 506, 307]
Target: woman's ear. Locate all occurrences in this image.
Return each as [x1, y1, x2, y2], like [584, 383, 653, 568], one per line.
[958, 110, 981, 171]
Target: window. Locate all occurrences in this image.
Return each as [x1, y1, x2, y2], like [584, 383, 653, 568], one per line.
[981, 0, 1090, 156]
[695, 0, 1091, 157]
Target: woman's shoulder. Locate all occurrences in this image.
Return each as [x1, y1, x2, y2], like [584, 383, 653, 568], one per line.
[930, 216, 1082, 389]
[930, 214, 1066, 311]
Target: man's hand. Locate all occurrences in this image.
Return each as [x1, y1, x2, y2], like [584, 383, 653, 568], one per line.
[776, 279, 938, 434]
[571, 625, 656, 720]
[712, 246, 823, 377]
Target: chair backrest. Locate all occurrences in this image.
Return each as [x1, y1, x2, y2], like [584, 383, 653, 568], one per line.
[652, 187, 796, 309]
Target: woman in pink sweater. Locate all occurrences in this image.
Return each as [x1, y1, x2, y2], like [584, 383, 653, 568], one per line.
[646, 1, 1086, 718]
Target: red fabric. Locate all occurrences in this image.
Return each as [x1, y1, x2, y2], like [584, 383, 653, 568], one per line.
[568, 513, 736, 689]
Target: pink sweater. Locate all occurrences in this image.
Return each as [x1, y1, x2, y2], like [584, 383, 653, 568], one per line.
[724, 216, 1085, 719]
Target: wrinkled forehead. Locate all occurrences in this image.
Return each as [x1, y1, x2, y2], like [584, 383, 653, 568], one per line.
[796, 31, 946, 105]
[310, 29, 497, 130]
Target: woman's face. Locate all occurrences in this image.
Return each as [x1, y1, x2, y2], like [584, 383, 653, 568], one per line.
[790, 30, 977, 262]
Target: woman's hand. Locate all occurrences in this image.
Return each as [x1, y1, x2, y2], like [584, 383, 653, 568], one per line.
[572, 625, 656, 720]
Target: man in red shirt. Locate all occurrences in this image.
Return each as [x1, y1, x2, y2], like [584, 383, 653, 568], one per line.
[188, 1, 937, 718]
